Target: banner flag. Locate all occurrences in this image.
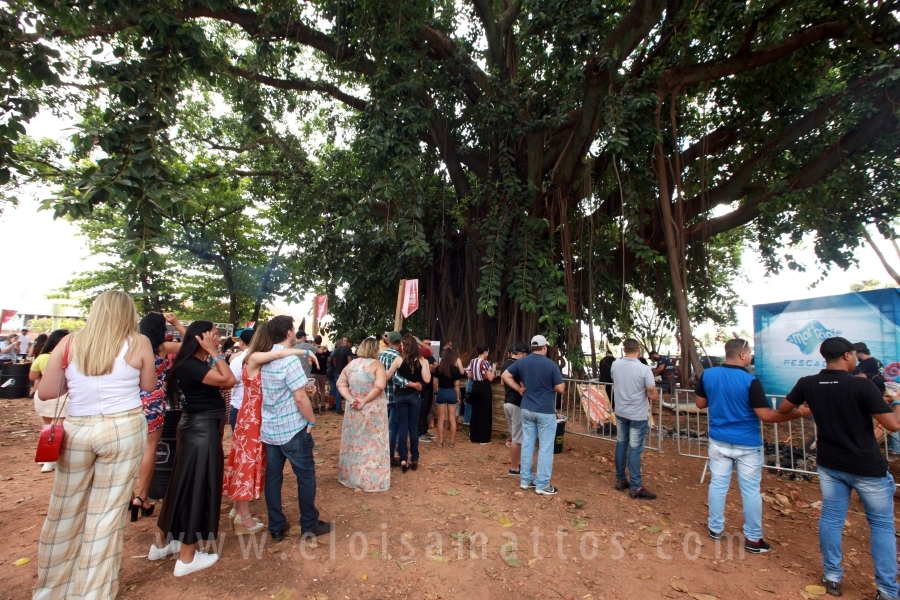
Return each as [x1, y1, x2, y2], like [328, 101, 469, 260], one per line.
[401, 279, 419, 318]
[315, 294, 329, 320]
[0, 310, 17, 325]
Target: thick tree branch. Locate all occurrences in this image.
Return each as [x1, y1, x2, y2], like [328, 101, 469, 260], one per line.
[470, 0, 503, 72]
[552, 0, 668, 188]
[862, 229, 900, 286]
[657, 22, 848, 92]
[225, 65, 367, 111]
[685, 92, 896, 242]
[498, 1, 521, 36]
[421, 25, 492, 95]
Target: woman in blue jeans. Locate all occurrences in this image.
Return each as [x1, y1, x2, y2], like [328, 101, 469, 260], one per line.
[390, 335, 431, 472]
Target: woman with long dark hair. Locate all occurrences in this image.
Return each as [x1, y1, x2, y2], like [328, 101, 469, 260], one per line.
[131, 312, 185, 521]
[29, 329, 69, 473]
[389, 335, 431, 472]
[152, 321, 236, 577]
[467, 344, 495, 444]
[435, 346, 464, 447]
[28, 333, 48, 360]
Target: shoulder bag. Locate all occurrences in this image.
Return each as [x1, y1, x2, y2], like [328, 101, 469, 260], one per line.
[35, 337, 71, 463]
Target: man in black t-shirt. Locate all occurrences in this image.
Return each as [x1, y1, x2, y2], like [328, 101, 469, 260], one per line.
[501, 343, 529, 476]
[853, 342, 887, 393]
[599, 351, 615, 408]
[779, 337, 900, 600]
[330, 336, 353, 414]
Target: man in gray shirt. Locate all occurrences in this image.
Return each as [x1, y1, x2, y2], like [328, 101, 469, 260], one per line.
[610, 338, 659, 499]
[292, 331, 320, 379]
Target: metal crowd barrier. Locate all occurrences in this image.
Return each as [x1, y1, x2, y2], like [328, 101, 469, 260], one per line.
[672, 389, 894, 481]
[559, 379, 663, 451]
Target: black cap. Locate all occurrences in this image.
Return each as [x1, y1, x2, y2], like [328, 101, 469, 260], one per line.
[852, 342, 870, 354]
[239, 329, 255, 345]
[510, 342, 529, 354]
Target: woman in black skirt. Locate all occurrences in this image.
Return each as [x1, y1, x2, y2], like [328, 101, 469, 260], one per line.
[467, 345, 495, 444]
[151, 321, 236, 577]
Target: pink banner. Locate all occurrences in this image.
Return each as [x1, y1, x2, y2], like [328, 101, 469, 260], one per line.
[315, 294, 328, 320]
[401, 279, 419, 318]
[1, 309, 17, 324]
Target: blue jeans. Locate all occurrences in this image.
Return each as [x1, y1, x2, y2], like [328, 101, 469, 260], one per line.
[818, 466, 898, 597]
[615, 417, 648, 491]
[264, 429, 321, 534]
[520, 409, 557, 489]
[229, 405, 239, 433]
[395, 393, 421, 462]
[463, 402, 473, 424]
[707, 439, 763, 541]
[388, 403, 399, 459]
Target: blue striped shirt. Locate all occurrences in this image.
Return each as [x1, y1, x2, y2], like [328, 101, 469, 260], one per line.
[260, 344, 310, 445]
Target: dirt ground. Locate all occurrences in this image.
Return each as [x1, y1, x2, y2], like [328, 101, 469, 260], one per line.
[1, 396, 897, 600]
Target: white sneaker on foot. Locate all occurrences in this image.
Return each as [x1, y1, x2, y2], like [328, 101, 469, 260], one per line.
[148, 540, 182, 561]
[40, 462, 55, 473]
[173, 551, 218, 576]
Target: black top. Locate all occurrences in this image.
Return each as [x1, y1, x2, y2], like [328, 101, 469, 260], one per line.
[786, 369, 891, 478]
[599, 356, 615, 383]
[312, 349, 330, 376]
[501, 358, 523, 406]
[855, 357, 886, 392]
[395, 360, 424, 397]
[437, 364, 462, 389]
[332, 345, 353, 373]
[173, 357, 225, 414]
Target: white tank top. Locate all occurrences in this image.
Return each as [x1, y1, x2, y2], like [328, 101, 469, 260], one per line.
[65, 341, 142, 416]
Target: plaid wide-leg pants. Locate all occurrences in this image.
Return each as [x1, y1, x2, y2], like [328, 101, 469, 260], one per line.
[34, 407, 146, 600]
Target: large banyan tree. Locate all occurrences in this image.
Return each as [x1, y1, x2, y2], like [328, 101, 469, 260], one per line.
[3, 0, 900, 372]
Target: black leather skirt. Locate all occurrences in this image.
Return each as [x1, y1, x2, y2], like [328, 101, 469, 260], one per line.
[156, 409, 225, 545]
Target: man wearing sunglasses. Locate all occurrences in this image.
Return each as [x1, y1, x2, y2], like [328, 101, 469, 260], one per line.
[695, 338, 810, 555]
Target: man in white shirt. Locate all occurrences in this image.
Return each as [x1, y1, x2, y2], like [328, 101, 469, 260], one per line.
[18, 329, 30, 359]
[228, 329, 255, 432]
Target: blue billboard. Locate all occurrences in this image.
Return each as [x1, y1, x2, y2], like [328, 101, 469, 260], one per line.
[753, 289, 900, 396]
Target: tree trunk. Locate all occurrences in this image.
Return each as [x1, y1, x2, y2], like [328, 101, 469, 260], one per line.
[862, 229, 900, 286]
[655, 108, 702, 383]
[250, 243, 284, 325]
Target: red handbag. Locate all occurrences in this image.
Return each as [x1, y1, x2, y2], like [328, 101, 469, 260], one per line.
[35, 338, 71, 463]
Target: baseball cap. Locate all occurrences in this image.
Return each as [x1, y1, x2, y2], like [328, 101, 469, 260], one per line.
[239, 329, 255, 345]
[387, 331, 402, 343]
[852, 342, 870, 354]
[531, 335, 549, 347]
[510, 342, 529, 354]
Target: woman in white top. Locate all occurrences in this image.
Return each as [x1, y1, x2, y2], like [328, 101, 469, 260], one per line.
[33, 291, 156, 600]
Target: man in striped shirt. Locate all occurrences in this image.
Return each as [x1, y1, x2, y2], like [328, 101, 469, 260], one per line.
[379, 331, 408, 466]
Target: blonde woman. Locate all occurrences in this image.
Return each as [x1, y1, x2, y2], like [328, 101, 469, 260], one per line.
[34, 291, 156, 600]
[337, 337, 389, 491]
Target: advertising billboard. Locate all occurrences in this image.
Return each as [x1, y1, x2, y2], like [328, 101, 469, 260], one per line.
[753, 289, 900, 396]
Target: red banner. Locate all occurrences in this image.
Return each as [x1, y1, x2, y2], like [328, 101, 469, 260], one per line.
[245, 321, 256, 329]
[315, 294, 328, 320]
[401, 279, 419, 318]
[0, 310, 16, 325]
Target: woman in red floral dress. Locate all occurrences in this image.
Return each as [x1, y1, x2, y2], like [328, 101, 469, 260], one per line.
[223, 324, 318, 533]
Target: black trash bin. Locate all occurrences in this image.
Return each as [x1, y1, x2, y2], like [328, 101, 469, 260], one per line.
[0, 363, 32, 399]
[148, 410, 182, 501]
[554, 415, 568, 454]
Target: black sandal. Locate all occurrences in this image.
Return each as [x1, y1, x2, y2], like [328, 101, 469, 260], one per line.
[410, 462, 418, 471]
[130, 497, 153, 521]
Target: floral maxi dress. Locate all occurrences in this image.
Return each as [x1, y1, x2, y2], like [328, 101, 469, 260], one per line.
[223, 365, 265, 500]
[338, 358, 390, 492]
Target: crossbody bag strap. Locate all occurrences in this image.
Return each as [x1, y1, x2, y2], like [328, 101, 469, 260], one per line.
[52, 337, 72, 423]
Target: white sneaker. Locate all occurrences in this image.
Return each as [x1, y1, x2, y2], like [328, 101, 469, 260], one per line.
[40, 462, 55, 473]
[148, 540, 182, 561]
[173, 551, 219, 576]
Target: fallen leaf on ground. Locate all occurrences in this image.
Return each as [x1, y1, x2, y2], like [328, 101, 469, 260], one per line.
[503, 556, 521, 568]
[274, 586, 292, 600]
[447, 489, 461, 496]
[804, 585, 827, 596]
[13, 557, 30, 566]
[671, 580, 689, 593]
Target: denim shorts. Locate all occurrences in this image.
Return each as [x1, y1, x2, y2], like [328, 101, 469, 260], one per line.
[436, 388, 457, 405]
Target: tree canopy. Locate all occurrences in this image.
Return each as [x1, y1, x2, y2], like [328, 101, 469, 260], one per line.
[3, 0, 899, 367]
